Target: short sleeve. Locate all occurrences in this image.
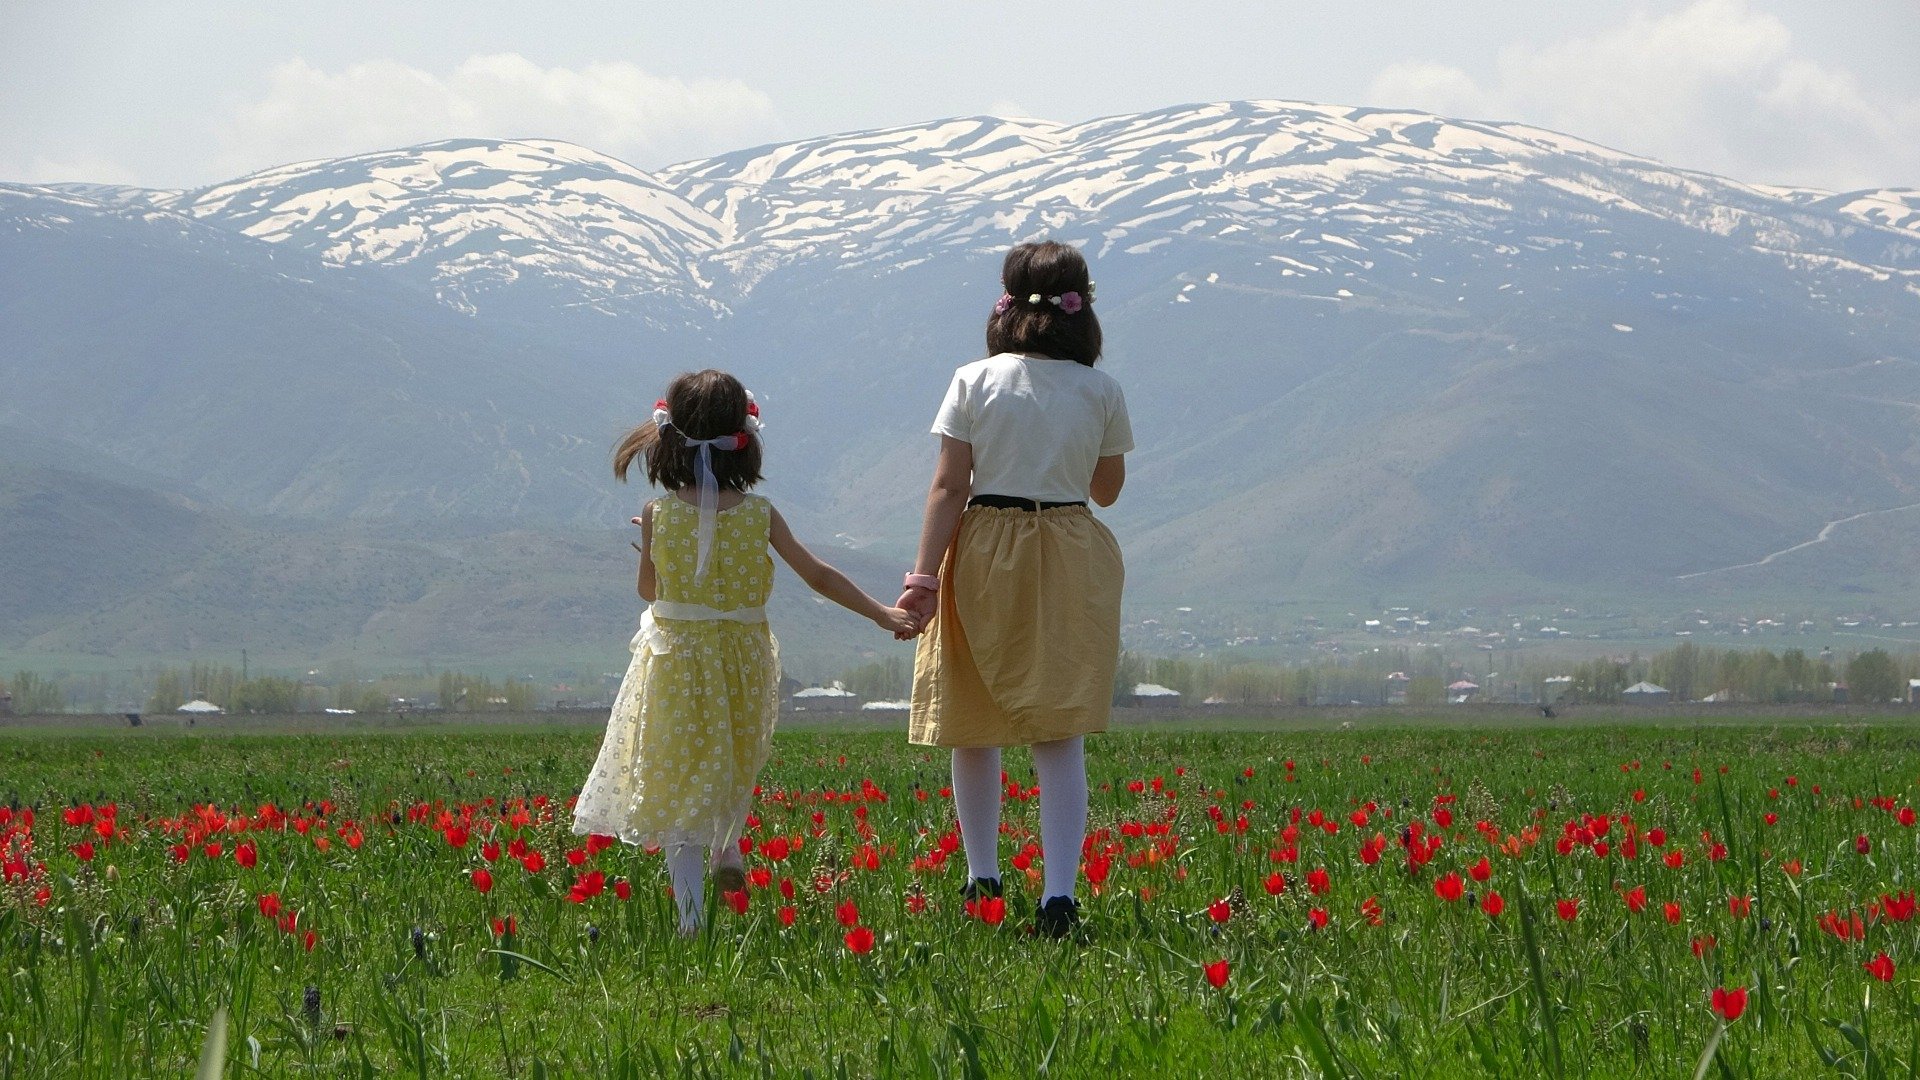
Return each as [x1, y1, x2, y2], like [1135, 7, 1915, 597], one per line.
[1100, 382, 1134, 456]
[931, 369, 972, 442]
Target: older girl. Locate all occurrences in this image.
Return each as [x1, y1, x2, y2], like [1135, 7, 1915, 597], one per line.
[898, 241, 1132, 938]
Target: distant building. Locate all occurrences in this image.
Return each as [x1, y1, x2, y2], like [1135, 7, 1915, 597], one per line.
[861, 700, 909, 714]
[1446, 679, 1479, 703]
[1622, 681, 1670, 705]
[1832, 682, 1849, 704]
[177, 699, 223, 715]
[1385, 672, 1410, 704]
[1909, 680, 1920, 705]
[1128, 683, 1183, 708]
[0, 692, 11, 717]
[791, 686, 861, 712]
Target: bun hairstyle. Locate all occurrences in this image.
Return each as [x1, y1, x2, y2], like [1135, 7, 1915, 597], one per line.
[986, 240, 1103, 367]
[613, 369, 763, 492]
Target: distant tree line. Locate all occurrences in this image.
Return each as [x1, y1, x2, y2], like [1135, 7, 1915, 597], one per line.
[3, 671, 67, 714]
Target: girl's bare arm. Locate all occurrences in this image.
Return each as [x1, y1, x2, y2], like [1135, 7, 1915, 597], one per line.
[1090, 454, 1126, 507]
[769, 506, 917, 634]
[630, 502, 658, 601]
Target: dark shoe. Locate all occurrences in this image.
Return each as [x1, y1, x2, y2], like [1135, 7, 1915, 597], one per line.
[711, 865, 747, 894]
[1034, 895, 1081, 939]
[960, 877, 1003, 903]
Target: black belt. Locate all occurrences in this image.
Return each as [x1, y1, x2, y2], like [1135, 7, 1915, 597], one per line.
[968, 495, 1087, 511]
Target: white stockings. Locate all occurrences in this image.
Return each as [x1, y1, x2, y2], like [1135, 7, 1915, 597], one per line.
[950, 736, 1088, 904]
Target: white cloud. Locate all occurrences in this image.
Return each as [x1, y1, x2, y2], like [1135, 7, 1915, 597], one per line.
[216, 54, 777, 176]
[1368, 0, 1920, 191]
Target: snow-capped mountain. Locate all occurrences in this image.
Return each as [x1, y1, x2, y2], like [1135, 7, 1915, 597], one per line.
[6, 99, 1920, 665]
[167, 139, 728, 320]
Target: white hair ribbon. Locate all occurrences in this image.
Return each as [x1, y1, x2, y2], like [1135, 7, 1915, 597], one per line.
[654, 391, 764, 581]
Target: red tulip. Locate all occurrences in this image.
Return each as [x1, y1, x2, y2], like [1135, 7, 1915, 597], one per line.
[1263, 872, 1286, 896]
[481, 841, 501, 862]
[1857, 834, 1873, 855]
[1468, 857, 1491, 882]
[204, 842, 223, 860]
[70, 841, 95, 862]
[843, 926, 875, 954]
[1307, 908, 1329, 929]
[1208, 898, 1232, 923]
[1664, 901, 1683, 924]
[1203, 960, 1230, 989]
[471, 868, 494, 894]
[836, 900, 860, 928]
[725, 890, 749, 915]
[1709, 987, 1747, 1022]
[1434, 872, 1464, 903]
[1728, 895, 1751, 919]
[303, 930, 317, 952]
[778, 905, 797, 927]
[520, 850, 546, 874]
[235, 842, 257, 869]
[1483, 891, 1505, 918]
[1307, 868, 1331, 895]
[1622, 885, 1647, 913]
[257, 893, 282, 919]
[1555, 898, 1579, 922]
[1901, 808, 1916, 828]
[614, 878, 633, 900]
[1866, 953, 1896, 982]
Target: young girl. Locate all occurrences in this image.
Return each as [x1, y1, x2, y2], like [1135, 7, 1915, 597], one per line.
[573, 369, 918, 935]
[898, 241, 1132, 938]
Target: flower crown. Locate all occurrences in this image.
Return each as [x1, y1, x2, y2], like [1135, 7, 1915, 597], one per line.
[652, 392, 763, 450]
[994, 281, 1095, 316]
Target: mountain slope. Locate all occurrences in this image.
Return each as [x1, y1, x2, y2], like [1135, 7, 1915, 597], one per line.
[0, 183, 633, 521]
[5, 99, 1920, 667]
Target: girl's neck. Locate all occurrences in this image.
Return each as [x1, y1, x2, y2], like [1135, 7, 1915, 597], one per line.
[668, 488, 747, 509]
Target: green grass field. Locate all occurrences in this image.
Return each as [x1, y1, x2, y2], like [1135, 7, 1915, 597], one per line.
[6, 717, 1920, 1077]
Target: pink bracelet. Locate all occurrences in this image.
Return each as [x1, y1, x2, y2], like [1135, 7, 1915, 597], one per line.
[903, 573, 940, 592]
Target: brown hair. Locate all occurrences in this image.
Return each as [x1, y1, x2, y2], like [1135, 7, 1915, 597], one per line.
[985, 240, 1102, 366]
[613, 369, 763, 491]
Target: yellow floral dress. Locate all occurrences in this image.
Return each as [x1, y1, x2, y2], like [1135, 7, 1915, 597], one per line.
[572, 494, 780, 851]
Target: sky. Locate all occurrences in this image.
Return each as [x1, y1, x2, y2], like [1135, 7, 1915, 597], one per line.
[3, 0, 1916, 193]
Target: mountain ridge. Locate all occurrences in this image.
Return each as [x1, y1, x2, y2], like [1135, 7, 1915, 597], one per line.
[5, 99, 1920, 667]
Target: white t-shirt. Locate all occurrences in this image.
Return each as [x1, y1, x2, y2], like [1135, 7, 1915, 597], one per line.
[931, 353, 1134, 503]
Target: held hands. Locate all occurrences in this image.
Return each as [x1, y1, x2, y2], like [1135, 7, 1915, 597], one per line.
[890, 587, 938, 641]
[876, 605, 922, 639]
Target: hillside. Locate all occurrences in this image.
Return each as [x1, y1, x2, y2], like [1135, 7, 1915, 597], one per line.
[4, 100, 1920, 666]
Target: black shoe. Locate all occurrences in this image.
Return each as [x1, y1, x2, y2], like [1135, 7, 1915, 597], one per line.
[1034, 895, 1081, 939]
[960, 877, 1003, 903]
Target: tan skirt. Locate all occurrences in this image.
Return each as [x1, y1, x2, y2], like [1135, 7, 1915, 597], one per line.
[909, 504, 1123, 747]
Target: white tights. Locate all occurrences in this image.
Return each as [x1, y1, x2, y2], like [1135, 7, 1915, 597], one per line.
[665, 836, 744, 934]
[951, 736, 1088, 904]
